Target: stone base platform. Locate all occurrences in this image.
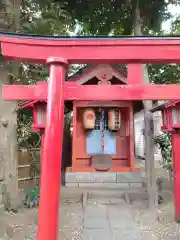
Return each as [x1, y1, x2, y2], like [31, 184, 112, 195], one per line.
[65, 172, 145, 189]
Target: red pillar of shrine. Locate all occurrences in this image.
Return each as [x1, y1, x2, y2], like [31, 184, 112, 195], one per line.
[172, 132, 180, 222]
[37, 57, 68, 240]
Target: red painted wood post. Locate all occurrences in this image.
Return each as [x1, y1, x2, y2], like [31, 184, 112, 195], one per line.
[127, 64, 143, 84]
[172, 132, 180, 222]
[37, 57, 68, 240]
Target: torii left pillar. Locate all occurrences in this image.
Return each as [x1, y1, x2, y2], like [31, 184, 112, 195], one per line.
[37, 57, 68, 240]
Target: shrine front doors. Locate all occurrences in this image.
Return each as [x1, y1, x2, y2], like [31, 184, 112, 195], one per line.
[86, 109, 116, 155]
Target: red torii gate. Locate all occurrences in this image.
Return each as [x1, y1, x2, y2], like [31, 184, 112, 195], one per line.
[1, 33, 180, 240]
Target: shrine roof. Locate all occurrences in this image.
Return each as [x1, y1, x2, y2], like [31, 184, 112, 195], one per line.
[18, 63, 128, 109]
[150, 100, 180, 112]
[68, 64, 127, 81]
[18, 100, 46, 109]
[1, 32, 180, 40]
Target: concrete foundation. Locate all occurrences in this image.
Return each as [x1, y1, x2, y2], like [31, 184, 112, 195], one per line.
[65, 172, 144, 188]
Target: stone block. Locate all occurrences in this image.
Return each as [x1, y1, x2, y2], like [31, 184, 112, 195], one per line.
[65, 172, 116, 183]
[116, 183, 130, 188]
[84, 217, 109, 229]
[109, 217, 136, 230]
[107, 205, 131, 218]
[65, 173, 79, 183]
[65, 182, 79, 187]
[83, 229, 112, 240]
[85, 205, 107, 218]
[88, 198, 125, 205]
[129, 183, 142, 188]
[78, 182, 129, 188]
[116, 172, 142, 183]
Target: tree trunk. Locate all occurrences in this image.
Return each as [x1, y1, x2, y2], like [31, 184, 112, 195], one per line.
[133, 0, 157, 209]
[0, 67, 19, 210]
[0, 0, 21, 211]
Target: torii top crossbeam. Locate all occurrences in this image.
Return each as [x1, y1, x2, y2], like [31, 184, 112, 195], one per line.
[2, 32, 180, 101]
[1, 32, 180, 63]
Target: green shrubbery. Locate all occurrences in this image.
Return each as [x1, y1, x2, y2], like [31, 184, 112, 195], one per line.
[154, 133, 172, 172]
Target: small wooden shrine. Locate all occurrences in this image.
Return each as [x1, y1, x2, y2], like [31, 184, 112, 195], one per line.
[19, 64, 137, 173]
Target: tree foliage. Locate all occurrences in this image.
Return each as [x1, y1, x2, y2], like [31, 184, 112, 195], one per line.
[21, 0, 71, 35]
[148, 64, 180, 84]
[154, 133, 172, 171]
[59, 0, 180, 85]
[60, 0, 177, 35]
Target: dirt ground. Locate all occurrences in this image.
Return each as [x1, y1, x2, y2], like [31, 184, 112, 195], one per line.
[130, 160, 180, 240]
[0, 199, 83, 239]
[0, 161, 179, 240]
[131, 198, 180, 240]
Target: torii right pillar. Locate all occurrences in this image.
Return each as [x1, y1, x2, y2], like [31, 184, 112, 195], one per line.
[172, 131, 180, 222]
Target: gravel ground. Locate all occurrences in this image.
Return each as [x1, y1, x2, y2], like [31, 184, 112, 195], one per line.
[0, 199, 83, 240]
[0, 161, 178, 240]
[130, 160, 180, 240]
[0, 191, 178, 240]
[130, 198, 180, 240]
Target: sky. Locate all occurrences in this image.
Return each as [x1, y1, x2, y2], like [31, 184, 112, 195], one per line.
[162, 4, 180, 32]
